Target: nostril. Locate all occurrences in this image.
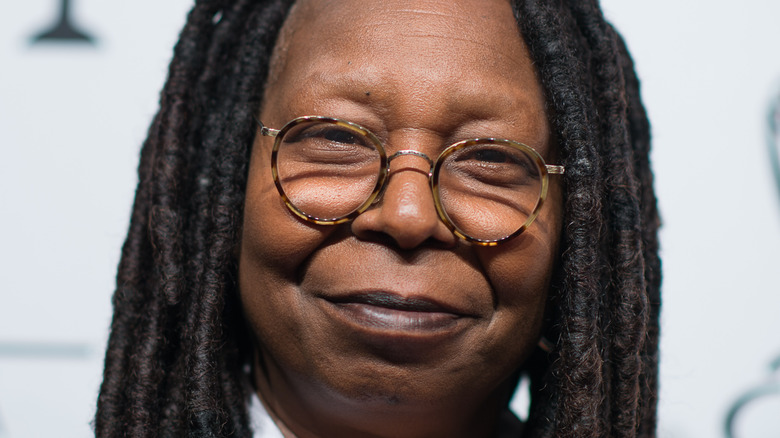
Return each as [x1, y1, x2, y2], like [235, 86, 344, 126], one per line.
[379, 216, 446, 250]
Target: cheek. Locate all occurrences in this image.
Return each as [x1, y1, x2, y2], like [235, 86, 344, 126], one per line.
[474, 191, 562, 352]
[480, 193, 561, 303]
[240, 141, 331, 278]
[467, 235, 557, 370]
[238, 141, 336, 352]
[238, 144, 332, 370]
[481, 245, 554, 334]
[481, 230, 559, 301]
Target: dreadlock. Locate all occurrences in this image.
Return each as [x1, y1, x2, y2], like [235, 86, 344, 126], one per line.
[96, 0, 661, 436]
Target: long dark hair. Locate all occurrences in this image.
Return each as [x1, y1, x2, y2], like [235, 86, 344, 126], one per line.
[96, 0, 661, 436]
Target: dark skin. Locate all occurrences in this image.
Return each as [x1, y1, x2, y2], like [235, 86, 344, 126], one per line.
[238, 0, 563, 436]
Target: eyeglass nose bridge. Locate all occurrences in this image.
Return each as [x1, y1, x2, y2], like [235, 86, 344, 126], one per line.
[387, 150, 434, 174]
[372, 150, 435, 205]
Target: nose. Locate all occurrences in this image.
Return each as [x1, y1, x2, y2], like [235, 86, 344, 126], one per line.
[351, 150, 457, 250]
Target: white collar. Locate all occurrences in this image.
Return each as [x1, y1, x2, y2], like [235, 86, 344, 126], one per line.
[246, 381, 285, 438]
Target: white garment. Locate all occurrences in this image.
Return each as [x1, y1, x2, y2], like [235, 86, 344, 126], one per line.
[247, 386, 285, 438]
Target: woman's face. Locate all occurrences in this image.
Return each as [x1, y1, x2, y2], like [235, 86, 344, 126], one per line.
[239, 0, 562, 429]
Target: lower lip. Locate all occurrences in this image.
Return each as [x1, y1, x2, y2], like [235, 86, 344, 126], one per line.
[333, 303, 461, 332]
[320, 300, 472, 360]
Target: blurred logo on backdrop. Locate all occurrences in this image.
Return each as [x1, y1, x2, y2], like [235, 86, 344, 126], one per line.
[1, 0, 97, 432]
[725, 354, 780, 438]
[723, 87, 780, 438]
[770, 90, 780, 201]
[0, 343, 91, 437]
[1, 1, 96, 433]
[31, 0, 95, 44]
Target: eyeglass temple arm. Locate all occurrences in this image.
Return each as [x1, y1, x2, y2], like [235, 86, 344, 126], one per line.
[255, 118, 279, 138]
[546, 165, 565, 175]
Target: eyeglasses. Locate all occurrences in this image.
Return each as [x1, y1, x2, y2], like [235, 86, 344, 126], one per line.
[256, 116, 564, 246]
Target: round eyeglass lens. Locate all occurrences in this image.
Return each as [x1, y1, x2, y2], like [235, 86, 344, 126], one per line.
[273, 120, 383, 222]
[435, 141, 545, 242]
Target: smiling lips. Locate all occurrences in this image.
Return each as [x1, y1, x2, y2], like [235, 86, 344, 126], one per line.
[327, 292, 466, 332]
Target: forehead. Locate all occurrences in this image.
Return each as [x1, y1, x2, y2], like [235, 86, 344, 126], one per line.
[263, 0, 549, 148]
[283, 0, 519, 51]
[271, 0, 530, 84]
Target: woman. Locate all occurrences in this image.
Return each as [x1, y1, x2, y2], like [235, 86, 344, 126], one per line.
[96, 0, 661, 437]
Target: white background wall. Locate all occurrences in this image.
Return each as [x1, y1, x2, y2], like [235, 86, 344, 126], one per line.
[1, 1, 779, 437]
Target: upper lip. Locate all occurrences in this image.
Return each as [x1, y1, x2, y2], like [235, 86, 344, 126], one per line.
[326, 292, 468, 316]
